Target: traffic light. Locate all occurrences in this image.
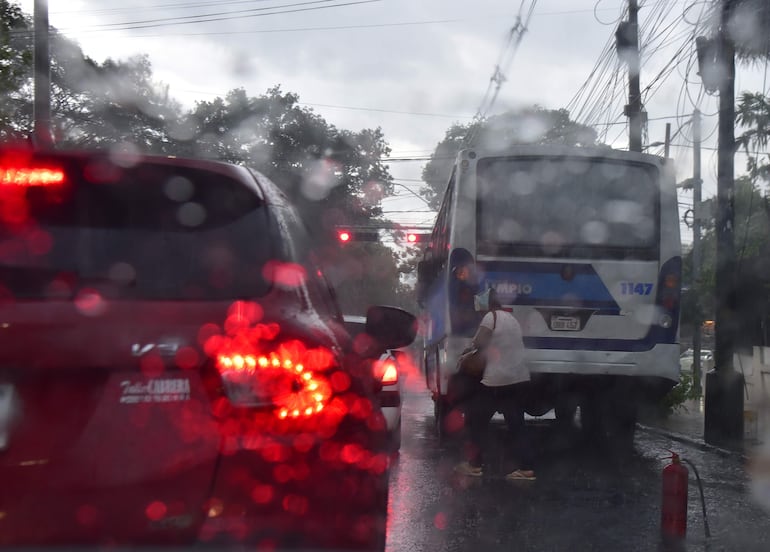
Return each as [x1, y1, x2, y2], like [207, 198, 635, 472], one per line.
[336, 228, 379, 243]
[404, 231, 429, 244]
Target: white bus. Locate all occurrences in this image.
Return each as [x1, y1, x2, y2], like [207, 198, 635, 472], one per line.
[417, 145, 682, 447]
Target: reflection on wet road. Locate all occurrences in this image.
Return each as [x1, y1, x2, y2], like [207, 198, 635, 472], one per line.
[386, 389, 770, 552]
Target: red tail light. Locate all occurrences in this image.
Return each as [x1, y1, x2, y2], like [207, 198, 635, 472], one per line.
[374, 357, 398, 385]
[0, 166, 65, 187]
[213, 339, 335, 419]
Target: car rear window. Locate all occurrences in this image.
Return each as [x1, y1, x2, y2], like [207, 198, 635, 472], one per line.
[0, 153, 273, 301]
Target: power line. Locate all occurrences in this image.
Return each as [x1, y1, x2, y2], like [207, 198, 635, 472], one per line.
[61, 0, 353, 28]
[389, 182, 432, 207]
[299, 102, 474, 120]
[51, 0, 382, 33]
[465, 0, 538, 146]
[122, 18, 468, 37]
[51, 0, 281, 16]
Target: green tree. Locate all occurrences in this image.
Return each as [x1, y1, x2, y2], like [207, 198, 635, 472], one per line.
[737, 91, 770, 181]
[0, 1, 31, 140]
[0, 4, 181, 151]
[0, 3, 411, 315]
[184, 86, 394, 240]
[684, 176, 770, 346]
[53, 53, 183, 152]
[420, 107, 599, 209]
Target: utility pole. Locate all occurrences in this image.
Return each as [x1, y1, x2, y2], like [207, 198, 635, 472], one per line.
[33, 0, 53, 148]
[704, 0, 743, 447]
[692, 109, 703, 397]
[625, 0, 643, 152]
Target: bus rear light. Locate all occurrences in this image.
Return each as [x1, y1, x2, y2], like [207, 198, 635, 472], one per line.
[663, 274, 679, 289]
[655, 257, 681, 336]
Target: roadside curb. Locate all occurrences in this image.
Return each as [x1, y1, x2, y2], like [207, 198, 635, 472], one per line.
[636, 423, 749, 462]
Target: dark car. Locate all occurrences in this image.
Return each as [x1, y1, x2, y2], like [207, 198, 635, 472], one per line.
[0, 146, 415, 550]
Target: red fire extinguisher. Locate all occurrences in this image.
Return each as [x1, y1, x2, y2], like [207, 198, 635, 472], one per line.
[661, 450, 689, 539]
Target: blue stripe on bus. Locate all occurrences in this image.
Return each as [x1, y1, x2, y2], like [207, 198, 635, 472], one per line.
[478, 261, 620, 311]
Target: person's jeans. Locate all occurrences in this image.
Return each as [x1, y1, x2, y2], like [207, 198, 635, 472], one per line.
[465, 381, 533, 470]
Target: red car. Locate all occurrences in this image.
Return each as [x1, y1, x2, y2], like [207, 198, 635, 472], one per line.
[0, 147, 415, 550]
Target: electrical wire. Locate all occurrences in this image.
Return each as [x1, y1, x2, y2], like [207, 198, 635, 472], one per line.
[49, 0, 280, 16]
[593, 0, 625, 26]
[465, 0, 538, 147]
[61, 0, 352, 28]
[50, 0, 382, 33]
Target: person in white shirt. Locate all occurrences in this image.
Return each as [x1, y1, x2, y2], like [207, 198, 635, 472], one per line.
[455, 287, 536, 481]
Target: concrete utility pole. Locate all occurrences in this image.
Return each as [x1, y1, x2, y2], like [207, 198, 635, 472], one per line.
[704, 0, 743, 447]
[692, 109, 703, 397]
[626, 0, 643, 152]
[33, 0, 53, 148]
[616, 0, 643, 151]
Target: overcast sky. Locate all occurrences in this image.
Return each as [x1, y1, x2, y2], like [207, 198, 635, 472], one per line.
[17, 0, 770, 240]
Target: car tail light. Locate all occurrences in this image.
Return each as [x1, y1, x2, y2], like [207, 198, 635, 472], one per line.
[373, 356, 398, 385]
[0, 160, 66, 187]
[213, 339, 335, 419]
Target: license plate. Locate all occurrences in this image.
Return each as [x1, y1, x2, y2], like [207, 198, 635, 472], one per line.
[550, 315, 581, 331]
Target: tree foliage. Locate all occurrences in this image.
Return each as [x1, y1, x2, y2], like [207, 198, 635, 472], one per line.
[683, 175, 770, 346]
[736, 91, 770, 181]
[0, 2, 413, 314]
[0, 0, 31, 141]
[420, 107, 599, 209]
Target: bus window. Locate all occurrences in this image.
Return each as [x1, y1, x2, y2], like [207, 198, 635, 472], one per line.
[476, 157, 659, 259]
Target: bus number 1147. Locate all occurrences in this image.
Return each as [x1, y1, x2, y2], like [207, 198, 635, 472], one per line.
[620, 282, 653, 296]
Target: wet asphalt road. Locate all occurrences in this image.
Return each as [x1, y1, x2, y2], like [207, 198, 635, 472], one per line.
[385, 389, 770, 552]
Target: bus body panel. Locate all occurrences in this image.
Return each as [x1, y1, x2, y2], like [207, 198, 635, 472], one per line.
[418, 146, 682, 418]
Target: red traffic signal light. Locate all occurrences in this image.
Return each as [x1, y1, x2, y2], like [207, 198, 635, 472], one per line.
[336, 228, 379, 243]
[404, 231, 428, 244]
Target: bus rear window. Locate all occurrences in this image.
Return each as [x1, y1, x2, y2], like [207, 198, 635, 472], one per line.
[0, 157, 272, 301]
[476, 156, 659, 259]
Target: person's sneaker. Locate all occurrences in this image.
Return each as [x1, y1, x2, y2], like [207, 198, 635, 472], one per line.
[505, 469, 536, 481]
[454, 461, 483, 477]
